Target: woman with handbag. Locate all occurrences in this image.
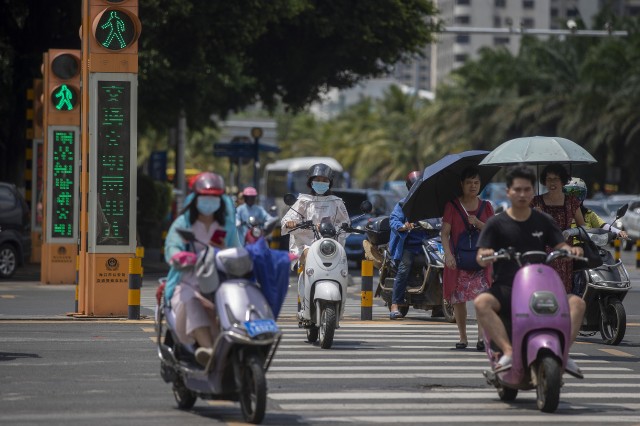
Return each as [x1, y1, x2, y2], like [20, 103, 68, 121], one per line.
[441, 167, 494, 350]
[531, 165, 586, 294]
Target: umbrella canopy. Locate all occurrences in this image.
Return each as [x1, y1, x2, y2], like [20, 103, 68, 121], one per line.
[402, 150, 500, 221]
[478, 136, 597, 166]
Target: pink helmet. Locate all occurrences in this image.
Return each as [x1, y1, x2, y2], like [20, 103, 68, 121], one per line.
[242, 186, 258, 197]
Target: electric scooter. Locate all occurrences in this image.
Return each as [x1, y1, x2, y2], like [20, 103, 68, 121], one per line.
[565, 204, 632, 345]
[155, 229, 285, 424]
[480, 248, 586, 413]
[283, 193, 370, 349]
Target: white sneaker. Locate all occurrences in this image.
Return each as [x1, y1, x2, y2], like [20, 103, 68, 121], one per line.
[195, 347, 213, 367]
[565, 357, 584, 379]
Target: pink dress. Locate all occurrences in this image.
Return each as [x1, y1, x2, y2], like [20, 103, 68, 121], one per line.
[443, 198, 494, 304]
[531, 194, 580, 293]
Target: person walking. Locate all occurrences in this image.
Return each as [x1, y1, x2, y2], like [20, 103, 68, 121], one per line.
[531, 164, 586, 293]
[441, 167, 494, 349]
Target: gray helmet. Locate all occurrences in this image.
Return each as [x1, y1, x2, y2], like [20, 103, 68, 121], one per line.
[307, 163, 334, 188]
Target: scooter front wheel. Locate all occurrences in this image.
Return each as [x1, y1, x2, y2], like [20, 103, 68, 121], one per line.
[239, 354, 267, 424]
[599, 300, 626, 345]
[535, 356, 561, 413]
[319, 304, 337, 349]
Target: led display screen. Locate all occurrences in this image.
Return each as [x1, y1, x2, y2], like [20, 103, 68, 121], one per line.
[95, 81, 131, 246]
[50, 130, 76, 239]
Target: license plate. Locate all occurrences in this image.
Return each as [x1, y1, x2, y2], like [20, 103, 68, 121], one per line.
[244, 319, 279, 337]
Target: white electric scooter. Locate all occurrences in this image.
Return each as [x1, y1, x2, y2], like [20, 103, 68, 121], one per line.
[283, 194, 370, 349]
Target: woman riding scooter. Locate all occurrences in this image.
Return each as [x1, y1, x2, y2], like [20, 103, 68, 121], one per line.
[164, 172, 240, 366]
[563, 177, 628, 295]
[281, 163, 350, 317]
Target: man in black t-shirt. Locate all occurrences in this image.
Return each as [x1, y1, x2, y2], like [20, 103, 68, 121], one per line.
[474, 166, 585, 377]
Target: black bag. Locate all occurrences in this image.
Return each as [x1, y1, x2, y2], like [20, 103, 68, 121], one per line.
[572, 226, 603, 271]
[451, 200, 486, 271]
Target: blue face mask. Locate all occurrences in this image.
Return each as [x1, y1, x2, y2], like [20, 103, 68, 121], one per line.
[311, 181, 330, 195]
[197, 196, 221, 216]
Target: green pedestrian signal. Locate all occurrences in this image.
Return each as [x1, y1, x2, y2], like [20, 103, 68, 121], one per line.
[50, 84, 78, 111]
[95, 10, 136, 51]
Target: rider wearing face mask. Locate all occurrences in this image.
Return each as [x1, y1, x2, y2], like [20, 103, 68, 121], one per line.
[163, 172, 241, 366]
[235, 186, 276, 242]
[281, 163, 350, 268]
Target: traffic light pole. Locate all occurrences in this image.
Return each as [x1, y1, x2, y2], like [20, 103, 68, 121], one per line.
[78, 0, 141, 317]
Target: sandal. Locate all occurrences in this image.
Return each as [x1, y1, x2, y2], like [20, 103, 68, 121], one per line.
[455, 341, 468, 349]
[494, 354, 512, 373]
[389, 310, 402, 320]
[476, 340, 485, 351]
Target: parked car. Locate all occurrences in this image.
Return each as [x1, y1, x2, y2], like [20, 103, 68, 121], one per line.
[0, 182, 31, 278]
[619, 198, 640, 250]
[332, 188, 401, 266]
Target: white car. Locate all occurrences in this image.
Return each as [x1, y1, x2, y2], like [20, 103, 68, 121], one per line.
[620, 199, 640, 250]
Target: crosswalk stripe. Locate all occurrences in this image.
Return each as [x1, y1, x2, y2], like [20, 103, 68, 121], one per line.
[267, 372, 640, 379]
[271, 357, 608, 364]
[269, 390, 640, 400]
[268, 365, 628, 371]
[304, 414, 640, 423]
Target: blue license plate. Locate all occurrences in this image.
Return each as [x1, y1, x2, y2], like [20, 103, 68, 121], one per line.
[244, 319, 279, 337]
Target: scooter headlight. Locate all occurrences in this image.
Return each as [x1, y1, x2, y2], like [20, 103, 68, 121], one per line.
[250, 227, 262, 238]
[319, 240, 337, 257]
[530, 291, 558, 315]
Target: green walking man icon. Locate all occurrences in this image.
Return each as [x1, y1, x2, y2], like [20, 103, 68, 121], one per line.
[54, 85, 74, 111]
[101, 10, 127, 49]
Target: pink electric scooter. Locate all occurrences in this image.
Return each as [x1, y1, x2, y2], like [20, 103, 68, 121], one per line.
[480, 248, 585, 413]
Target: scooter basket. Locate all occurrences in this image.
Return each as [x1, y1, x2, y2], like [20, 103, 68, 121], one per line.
[365, 216, 390, 246]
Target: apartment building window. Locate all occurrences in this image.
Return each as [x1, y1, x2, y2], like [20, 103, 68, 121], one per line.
[628, 6, 640, 15]
[522, 18, 535, 28]
[456, 34, 470, 44]
[454, 53, 469, 62]
[494, 16, 501, 27]
[495, 0, 506, 7]
[551, 8, 558, 17]
[523, 0, 534, 9]
[494, 37, 510, 46]
[567, 8, 579, 17]
[455, 15, 471, 24]
[456, 0, 471, 4]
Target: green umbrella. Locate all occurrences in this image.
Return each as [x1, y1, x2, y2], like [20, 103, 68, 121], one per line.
[479, 136, 597, 166]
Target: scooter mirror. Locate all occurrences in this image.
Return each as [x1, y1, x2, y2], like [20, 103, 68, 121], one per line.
[284, 193, 297, 206]
[360, 200, 373, 214]
[176, 228, 196, 243]
[615, 203, 628, 220]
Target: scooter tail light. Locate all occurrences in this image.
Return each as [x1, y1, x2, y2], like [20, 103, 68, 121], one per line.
[530, 291, 559, 315]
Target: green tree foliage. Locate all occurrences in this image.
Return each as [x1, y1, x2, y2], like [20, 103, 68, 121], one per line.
[0, 0, 438, 182]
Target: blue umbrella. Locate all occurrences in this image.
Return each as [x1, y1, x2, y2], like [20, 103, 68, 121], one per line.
[402, 151, 500, 221]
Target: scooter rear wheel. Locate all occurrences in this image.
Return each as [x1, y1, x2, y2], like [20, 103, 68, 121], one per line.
[172, 378, 197, 409]
[497, 385, 518, 401]
[442, 299, 456, 323]
[239, 354, 267, 424]
[536, 356, 561, 413]
[599, 300, 626, 345]
[306, 326, 319, 343]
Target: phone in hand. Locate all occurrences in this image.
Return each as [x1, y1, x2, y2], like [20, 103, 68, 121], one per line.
[211, 229, 227, 245]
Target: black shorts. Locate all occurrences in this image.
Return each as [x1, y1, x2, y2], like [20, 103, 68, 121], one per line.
[485, 284, 512, 319]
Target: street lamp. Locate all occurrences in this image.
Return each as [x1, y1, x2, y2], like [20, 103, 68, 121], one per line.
[251, 127, 263, 189]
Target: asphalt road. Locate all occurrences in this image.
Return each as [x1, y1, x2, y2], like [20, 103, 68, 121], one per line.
[1, 250, 639, 425]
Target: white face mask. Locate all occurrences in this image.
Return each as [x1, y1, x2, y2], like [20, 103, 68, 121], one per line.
[311, 181, 330, 195]
[197, 196, 221, 216]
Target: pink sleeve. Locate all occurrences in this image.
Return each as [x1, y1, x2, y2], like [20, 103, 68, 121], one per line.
[443, 201, 454, 225]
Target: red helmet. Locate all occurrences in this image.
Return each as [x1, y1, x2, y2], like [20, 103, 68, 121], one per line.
[192, 172, 225, 196]
[242, 186, 258, 197]
[406, 170, 421, 191]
